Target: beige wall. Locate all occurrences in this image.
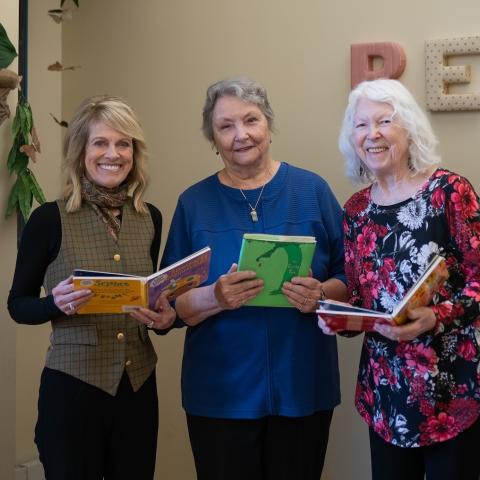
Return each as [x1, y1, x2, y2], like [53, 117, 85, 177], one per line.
[1, 3, 19, 478]
[14, 0, 63, 465]
[11, 0, 480, 478]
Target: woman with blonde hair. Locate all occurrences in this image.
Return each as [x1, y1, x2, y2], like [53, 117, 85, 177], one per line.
[8, 95, 175, 479]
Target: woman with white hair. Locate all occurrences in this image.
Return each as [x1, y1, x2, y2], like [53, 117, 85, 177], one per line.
[319, 78, 480, 479]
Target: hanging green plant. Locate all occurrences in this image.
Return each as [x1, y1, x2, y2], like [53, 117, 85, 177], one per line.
[6, 99, 46, 220]
[0, 22, 46, 221]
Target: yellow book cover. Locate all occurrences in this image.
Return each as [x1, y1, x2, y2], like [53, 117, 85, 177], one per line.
[74, 246, 211, 314]
[73, 276, 148, 314]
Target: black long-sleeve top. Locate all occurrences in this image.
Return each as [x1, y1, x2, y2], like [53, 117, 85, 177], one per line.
[8, 201, 162, 325]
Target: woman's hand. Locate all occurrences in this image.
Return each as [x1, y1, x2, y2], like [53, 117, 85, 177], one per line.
[130, 290, 177, 330]
[373, 307, 437, 341]
[282, 275, 325, 313]
[52, 275, 93, 316]
[214, 263, 264, 310]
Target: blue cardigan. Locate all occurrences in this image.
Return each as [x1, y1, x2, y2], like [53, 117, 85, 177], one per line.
[161, 162, 345, 418]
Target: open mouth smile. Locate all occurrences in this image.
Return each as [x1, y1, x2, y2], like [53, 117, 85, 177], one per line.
[366, 146, 389, 153]
[98, 163, 123, 171]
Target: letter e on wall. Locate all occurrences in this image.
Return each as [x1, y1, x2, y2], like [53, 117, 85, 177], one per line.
[351, 42, 406, 89]
[426, 37, 480, 111]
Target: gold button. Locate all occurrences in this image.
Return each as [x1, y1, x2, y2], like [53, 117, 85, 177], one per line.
[125, 360, 132, 366]
[113, 253, 121, 262]
[117, 332, 125, 341]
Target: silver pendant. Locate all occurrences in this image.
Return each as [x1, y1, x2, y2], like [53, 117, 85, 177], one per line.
[250, 210, 258, 222]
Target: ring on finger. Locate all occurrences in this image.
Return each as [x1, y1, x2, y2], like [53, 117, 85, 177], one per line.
[67, 302, 75, 312]
[147, 320, 155, 328]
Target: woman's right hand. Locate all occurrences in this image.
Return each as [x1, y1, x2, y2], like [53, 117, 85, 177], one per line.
[52, 275, 93, 316]
[214, 263, 264, 310]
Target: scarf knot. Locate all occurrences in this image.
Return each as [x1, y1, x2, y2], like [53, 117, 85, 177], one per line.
[81, 176, 129, 241]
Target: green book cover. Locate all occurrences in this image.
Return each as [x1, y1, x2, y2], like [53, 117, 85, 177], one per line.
[237, 233, 317, 307]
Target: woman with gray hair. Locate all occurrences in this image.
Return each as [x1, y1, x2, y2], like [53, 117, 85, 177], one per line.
[161, 77, 348, 480]
[319, 79, 480, 479]
[8, 95, 176, 479]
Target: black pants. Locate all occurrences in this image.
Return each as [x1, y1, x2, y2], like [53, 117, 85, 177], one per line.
[187, 410, 333, 480]
[369, 416, 480, 480]
[35, 367, 158, 480]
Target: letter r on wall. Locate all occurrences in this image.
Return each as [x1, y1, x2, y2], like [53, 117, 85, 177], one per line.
[351, 42, 406, 89]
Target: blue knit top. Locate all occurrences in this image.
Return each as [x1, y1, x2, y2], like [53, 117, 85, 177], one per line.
[161, 162, 345, 418]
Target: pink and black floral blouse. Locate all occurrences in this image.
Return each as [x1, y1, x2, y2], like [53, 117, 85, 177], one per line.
[344, 168, 480, 447]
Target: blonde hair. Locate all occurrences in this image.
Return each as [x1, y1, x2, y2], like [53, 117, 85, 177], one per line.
[62, 94, 148, 213]
[338, 79, 440, 184]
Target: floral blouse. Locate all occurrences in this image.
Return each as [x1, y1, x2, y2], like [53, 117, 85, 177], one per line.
[344, 168, 480, 447]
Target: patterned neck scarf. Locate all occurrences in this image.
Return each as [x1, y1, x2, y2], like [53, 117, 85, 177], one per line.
[81, 175, 129, 242]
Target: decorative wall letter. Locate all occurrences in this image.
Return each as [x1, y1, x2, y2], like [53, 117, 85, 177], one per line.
[351, 42, 406, 89]
[426, 36, 480, 111]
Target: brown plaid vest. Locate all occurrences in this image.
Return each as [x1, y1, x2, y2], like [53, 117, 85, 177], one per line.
[43, 199, 158, 395]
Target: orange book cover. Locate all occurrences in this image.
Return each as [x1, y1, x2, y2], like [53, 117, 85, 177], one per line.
[73, 247, 211, 314]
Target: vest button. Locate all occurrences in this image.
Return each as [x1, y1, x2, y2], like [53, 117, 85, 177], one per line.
[117, 332, 125, 341]
[125, 360, 132, 366]
[113, 253, 121, 262]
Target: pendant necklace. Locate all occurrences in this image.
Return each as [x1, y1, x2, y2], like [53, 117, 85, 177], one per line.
[223, 167, 270, 222]
[239, 183, 265, 222]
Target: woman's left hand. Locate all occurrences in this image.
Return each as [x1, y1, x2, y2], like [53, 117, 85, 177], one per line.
[282, 275, 324, 313]
[373, 306, 437, 341]
[130, 291, 176, 330]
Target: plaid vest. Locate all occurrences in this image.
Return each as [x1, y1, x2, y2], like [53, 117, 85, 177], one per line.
[43, 199, 157, 395]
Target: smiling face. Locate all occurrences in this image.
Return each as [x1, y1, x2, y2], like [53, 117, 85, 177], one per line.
[211, 95, 271, 172]
[353, 98, 410, 178]
[84, 121, 134, 189]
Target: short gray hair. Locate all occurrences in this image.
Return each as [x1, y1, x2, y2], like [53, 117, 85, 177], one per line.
[338, 79, 440, 184]
[202, 77, 275, 143]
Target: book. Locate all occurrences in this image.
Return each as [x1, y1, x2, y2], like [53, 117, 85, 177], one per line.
[73, 246, 211, 314]
[316, 255, 449, 332]
[237, 233, 316, 307]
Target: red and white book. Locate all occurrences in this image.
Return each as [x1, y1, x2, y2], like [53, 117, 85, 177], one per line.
[317, 255, 449, 332]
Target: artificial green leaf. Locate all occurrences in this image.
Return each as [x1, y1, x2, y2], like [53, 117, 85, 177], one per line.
[0, 23, 17, 69]
[11, 103, 21, 137]
[18, 101, 33, 142]
[24, 169, 46, 204]
[11, 101, 32, 143]
[8, 139, 29, 174]
[14, 153, 29, 174]
[18, 172, 33, 221]
[7, 141, 18, 174]
[5, 180, 19, 218]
